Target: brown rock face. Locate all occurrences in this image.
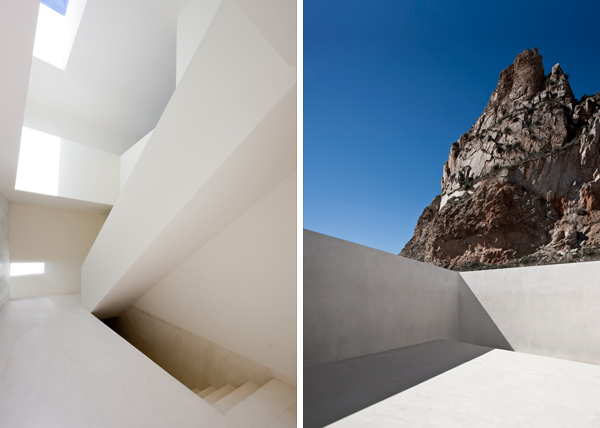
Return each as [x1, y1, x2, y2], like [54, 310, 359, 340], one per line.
[401, 48, 600, 270]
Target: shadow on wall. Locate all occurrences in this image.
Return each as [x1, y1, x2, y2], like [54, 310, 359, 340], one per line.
[458, 276, 513, 351]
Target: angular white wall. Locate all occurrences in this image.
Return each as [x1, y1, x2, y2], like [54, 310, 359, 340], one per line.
[82, 0, 296, 318]
[176, 0, 222, 86]
[10, 204, 106, 298]
[0, 194, 9, 311]
[134, 172, 297, 381]
[120, 130, 152, 191]
[304, 230, 461, 367]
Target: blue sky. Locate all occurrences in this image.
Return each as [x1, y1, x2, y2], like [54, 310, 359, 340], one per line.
[304, 0, 600, 254]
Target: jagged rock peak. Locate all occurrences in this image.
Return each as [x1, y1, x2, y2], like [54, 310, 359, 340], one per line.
[401, 48, 600, 271]
[492, 48, 545, 105]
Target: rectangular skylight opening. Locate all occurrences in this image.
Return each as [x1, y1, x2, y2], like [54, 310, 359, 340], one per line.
[15, 127, 61, 197]
[33, 0, 87, 70]
[41, 0, 69, 16]
[10, 263, 45, 277]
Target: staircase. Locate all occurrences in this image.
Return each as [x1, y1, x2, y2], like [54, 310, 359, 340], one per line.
[192, 378, 296, 427]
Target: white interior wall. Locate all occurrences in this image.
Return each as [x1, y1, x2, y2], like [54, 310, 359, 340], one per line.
[134, 171, 297, 381]
[176, 0, 222, 85]
[0, 194, 9, 310]
[23, 99, 132, 155]
[10, 204, 107, 298]
[120, 130, 152, 191]
[82, 0, 296, 317]
[58, 138, 119, 205]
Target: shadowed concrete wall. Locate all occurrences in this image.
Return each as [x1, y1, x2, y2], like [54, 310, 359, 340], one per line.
[460, 262, 600, 365]
[0, 194, 9, 311]
[304, 230, 460, 367]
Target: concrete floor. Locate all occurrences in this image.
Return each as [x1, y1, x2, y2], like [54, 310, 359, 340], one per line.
[304, 340, 494, 427]
[0, 294, 231, 427]
[329, 348, 600, 427]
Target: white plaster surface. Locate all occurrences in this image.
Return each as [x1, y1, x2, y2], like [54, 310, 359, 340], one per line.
[460, 262, 600, 365]
[119, 129, 152, 191]
[304, 230, 460, 367]
[82, 0, 296, 318]
[176, 0, 222, 85]
[134, 172, 297, 382]
[330, 349, 600, 427]
[57, 137, 120, 205]
[9, 204, 106, 298]
[0, 194, 9, 311]
[0, 293, 221, 427]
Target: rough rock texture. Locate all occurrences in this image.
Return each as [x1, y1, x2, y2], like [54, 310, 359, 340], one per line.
[401, 48, 600, 270]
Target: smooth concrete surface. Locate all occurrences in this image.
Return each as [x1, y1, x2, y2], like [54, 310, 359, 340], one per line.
[119, 129, 152, 191]
[304, 230, 460, 367]
[461, 261, 600, 365]
[82, 0, 296, 319]
[458, 275, 513, 351]
[0, 194, 9, 311]
[133, 172, 297, 382]
[9, 204, 106, 298]
[304, 340, 493, 428]
[0, 294, 226, 427]
[0, 0, 38, 196]
[330, 348, 600, 427]
[112, 305, 294, 391]
[176, 0, 222, 85]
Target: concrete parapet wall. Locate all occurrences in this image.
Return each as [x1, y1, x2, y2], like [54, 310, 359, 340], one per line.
[460, 261, 600, 365]
[304, 230, 460, 367]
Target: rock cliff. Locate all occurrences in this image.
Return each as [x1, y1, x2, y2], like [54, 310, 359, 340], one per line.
[401, 48, 600, 270]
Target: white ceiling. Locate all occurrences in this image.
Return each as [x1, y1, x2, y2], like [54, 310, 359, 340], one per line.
[28, 0, 190, 155]
[0, 0, 191, 212]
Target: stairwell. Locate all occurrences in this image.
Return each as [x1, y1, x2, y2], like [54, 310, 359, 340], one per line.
[192, 378, 296, 427]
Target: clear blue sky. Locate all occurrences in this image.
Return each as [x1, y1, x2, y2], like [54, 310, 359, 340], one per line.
[304, 0, 600, 254]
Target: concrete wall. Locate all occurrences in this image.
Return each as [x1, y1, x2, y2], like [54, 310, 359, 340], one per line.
[82, 0, 296, 318]
[460, 262, 600, 365]
[176, 0, 221, 86]
[120, 130, 152, 191]
[114, 305, 293, 390]
[133, 172, 297, 382]
[304, 230, 460, 367]
[0, 194, 9, 311]
[24, 99, 131, 155]
[57, 138, 119, 205]
[10, 204, 106, 298]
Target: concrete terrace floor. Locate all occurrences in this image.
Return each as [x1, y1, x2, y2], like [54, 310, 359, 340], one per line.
[310, 342, 600, 427]
[0, 293, 232, 427]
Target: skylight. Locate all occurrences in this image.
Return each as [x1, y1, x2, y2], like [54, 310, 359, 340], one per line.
[33, 0, 87, 70]
[33, 3, 67, 69]
[15, 127, 61, 197]
[41, 0, 69, 16]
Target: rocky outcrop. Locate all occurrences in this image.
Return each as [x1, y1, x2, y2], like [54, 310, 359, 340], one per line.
[401, 48, 600, 270]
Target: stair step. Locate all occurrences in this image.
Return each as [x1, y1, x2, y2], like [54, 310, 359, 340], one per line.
[213, 381, 260, 413]
[198, 385, 217, 398]
[267, 401, 296, 428]
[225, 379, 296, 427]
[205, 384, 236, 405]
[192, 387, 201, 394]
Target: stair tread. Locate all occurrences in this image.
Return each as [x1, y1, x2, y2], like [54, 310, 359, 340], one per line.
[267, 401, 296, 428]
[192, 387, 201, 394]
[225, 379, 296, 427]
[198, 385, 217, 398]
[213, 381, 260, 413]
[205, 384, 236, 405]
